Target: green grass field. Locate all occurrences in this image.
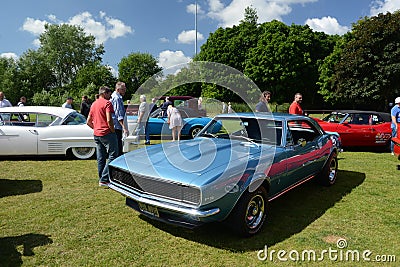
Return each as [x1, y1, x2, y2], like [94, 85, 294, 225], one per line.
[0, 150, 399, 266]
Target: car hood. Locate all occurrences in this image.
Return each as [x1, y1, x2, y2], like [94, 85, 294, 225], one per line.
[110, 137, 275, 187]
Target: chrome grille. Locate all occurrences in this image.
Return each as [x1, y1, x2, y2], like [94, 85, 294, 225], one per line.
[110, 166, 200, 205]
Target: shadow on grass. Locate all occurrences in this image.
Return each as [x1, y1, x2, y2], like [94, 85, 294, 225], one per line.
[0, 179, 42, 198]
[0, 233, 53, 267]
[142, 170, 365, 251]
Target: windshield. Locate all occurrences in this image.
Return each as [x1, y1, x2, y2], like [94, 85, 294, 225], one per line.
[323, 112, 347, 123]
[198, 117, 282, 146]
[61, 112, 87, 125]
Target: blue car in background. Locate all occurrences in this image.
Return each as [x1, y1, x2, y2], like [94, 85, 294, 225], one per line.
[127, 107, 212, 139]
[110, 113, 339, 236]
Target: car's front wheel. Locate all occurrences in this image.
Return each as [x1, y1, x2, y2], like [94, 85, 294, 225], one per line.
[227, 186, 268, 237]
[70, 147, 96, 160]
[317, 152, 338, 186]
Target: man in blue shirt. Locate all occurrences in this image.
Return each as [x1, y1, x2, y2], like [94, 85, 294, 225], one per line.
[391, 97, 400, 155]
[111, 81, 129, 156]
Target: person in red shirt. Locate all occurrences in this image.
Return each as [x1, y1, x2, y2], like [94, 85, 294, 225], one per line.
[289, 93, 304, 115]
[87, 86, 119, 187]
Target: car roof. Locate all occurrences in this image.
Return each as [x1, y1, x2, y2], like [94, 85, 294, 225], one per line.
[331, 110, 389, 115]
[330, 110, 391, 121]
[0, 106, 75, 118]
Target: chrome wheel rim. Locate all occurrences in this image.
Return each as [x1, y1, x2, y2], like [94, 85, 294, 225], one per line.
[328, 158, 337, 182]
[245, 194, 265, 229]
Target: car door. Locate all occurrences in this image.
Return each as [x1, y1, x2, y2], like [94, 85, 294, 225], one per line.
[0, 112, 38, 155]
[336, 113, 374, 146]
[284, 119, 324, 183]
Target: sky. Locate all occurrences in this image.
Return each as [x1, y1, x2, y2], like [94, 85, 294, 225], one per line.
[1, 0, 400, 76]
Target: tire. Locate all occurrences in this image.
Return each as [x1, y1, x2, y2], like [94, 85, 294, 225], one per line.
[189, 126, 202, 138]
[317, 152, 338, 186]
[70, 147, 96, 160]
[227, 186, 268, 237]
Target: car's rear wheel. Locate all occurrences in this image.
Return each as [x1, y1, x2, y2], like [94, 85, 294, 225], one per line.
[317, 152, 338, 186]
[227, 186, 268, 237]
[189, 126, 202, 138]
[70, 147, 96, 160]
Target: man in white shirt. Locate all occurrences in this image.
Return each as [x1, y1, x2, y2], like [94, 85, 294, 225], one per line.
[0, 92, 12, 108]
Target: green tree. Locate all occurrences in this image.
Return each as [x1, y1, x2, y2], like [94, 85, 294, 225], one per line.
[319, 11, 400, 110]
[0, 57, 19, 104]
[73, 62, 117, 100]
[244, 21, 336, 107]
[17, 49, 56, 101]
[118, 52, 162, 100]
[39, 24, 105, 88]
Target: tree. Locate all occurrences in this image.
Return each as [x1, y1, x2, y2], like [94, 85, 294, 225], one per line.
[0, 57, 19, 104]
[319, 11, 400, 110]
[17, 49, 56, 101]
[39, 24, 105, 88]
[244, 21, 336, 107]
[118, 52, 162, 100]
[73, 62, 116, 100]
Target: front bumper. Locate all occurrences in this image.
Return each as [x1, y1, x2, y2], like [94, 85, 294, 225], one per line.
[109, 182, 220, 228]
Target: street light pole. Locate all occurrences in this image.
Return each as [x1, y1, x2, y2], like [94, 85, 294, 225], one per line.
[195, 0, 198, 56]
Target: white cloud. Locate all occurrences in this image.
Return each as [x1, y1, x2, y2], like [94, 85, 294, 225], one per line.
[176, 30, 204, 44]
[207, 0, 318, 27]
[370, 0, 400, 16]
[22, 17, 47, 36]
[157, 50, 192, 69]
[21, 11, 133, 46]
[305, 16, 350, 35]
[0, 53, 18, 60]
[187, 3, 205, 15]
[159, 37, 170, 43]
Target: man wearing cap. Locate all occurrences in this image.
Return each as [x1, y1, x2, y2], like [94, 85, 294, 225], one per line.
[62, 96, 74, 109]
[391, 97, 400, 155]
[87, 86, 118, 187]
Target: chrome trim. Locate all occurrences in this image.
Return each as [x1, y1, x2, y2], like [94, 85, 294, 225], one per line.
[109, 183, 220, 218]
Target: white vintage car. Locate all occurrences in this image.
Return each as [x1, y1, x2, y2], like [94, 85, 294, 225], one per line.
[0, 106, 97, 159]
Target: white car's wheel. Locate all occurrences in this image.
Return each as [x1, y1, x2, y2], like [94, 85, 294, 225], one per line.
[70, 147, 96, 160]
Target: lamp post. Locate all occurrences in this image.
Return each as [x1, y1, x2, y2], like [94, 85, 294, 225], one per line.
[195, 0, 198, 56]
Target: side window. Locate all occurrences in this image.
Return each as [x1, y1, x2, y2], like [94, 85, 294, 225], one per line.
[287, 120, 321, 144]
[37, 114, 57, 127]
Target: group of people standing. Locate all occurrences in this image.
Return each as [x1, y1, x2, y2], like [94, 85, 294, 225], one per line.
[255, 91, 304, 115]
[0, 92, 27, 108]
[86, 82, 130, 187]
[137, 95, 183, 143]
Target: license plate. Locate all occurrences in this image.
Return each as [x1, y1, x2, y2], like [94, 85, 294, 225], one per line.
[138, 202, 159, 217]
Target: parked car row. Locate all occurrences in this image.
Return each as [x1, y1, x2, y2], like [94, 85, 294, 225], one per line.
[1, 105, 396, 237]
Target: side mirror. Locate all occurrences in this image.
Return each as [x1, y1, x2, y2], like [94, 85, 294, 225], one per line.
[297, 138, 307, 147]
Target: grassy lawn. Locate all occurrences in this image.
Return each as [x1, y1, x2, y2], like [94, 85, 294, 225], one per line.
[0, 150, 399, 266]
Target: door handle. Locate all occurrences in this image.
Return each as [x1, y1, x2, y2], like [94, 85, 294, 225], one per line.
[29, 130, 38, 135]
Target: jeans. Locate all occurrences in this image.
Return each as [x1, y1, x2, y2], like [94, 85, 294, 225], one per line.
[115, 129, 123, 156]
[94, 132, 119, 183]
[136, 122, 150, 143]
[391, 125, 397, 152]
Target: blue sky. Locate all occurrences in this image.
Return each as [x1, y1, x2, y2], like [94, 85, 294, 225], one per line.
[1, 0, 399, 76]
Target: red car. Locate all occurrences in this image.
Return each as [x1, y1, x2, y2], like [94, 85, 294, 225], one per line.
[392, 127, 400, 159]
[314, 110, 392, 148]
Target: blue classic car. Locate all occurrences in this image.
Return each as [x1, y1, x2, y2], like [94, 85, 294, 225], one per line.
[127, 107, 211, 139]
[109, 113, 339, 236]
